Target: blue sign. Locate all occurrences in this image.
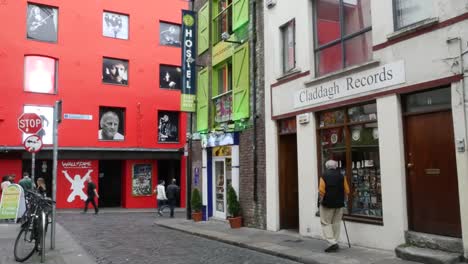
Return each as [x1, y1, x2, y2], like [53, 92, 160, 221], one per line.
[194, 167, 200, 186]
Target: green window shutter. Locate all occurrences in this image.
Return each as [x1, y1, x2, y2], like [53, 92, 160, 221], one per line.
[197, 68, 209, 132]
[232, 0, 249, 31]
[198, 3, 209, 55]
[232, 43, 249, 121]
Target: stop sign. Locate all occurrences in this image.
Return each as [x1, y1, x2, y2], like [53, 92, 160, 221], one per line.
[18, 113, 43, 134]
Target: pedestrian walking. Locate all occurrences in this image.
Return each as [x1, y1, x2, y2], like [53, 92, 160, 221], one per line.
[18, 172, 33, 191]
[318, 160, 350, 253]
[166, 178, 179, 218]
[154, 180, 167, 216]
[82, 176, 99, 215]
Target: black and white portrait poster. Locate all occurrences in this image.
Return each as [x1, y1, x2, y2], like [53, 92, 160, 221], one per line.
[102, 58, 128, 85]
[98, 107, 125, 141]
[132, 164, 152, 196]
[103, 11, 129, 40]
[159, 22, 181, 47]
[160, 65, 181, 89]
[26, 4, 58, 42]
[158, 111, 179, 142]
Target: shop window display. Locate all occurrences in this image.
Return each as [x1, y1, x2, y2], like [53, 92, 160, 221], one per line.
[318, 102, 382, 222]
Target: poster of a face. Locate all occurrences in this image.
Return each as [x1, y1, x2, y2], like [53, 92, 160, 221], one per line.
[103, 11, 129, 40]
[23, 105, 54, 145]
[159, 65, 181, 89]
[158, 111, 179, 142]
[160, 22, 181, 47]
[24, 56, 56, 94]
[98, 107, 125, 141]
[27, 3, 58, 42]
[132, 164, 152, 196]
[103, 58, 128, 85]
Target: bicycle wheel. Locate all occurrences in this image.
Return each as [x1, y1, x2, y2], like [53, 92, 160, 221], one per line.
[14, 225, 37, 262]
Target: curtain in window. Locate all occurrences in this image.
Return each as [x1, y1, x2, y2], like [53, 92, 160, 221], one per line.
[395, 0, 432, 29]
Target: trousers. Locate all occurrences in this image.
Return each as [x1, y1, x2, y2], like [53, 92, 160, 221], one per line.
[320, 206, 343, 245]
[84, 197, 98, 214]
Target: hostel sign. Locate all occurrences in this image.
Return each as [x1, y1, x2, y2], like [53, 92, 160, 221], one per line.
[294, 61, 406, 109]
[181, 10, 197, 112]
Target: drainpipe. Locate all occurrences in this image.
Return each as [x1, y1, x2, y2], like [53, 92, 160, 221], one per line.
[250, 0, 258, 202]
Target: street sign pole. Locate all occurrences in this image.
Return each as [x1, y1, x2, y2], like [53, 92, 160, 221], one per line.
[50, 100, 61, 250]
[31, 153, 36, 185]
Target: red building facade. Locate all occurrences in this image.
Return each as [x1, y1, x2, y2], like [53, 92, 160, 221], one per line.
[0, 0, 188, 209]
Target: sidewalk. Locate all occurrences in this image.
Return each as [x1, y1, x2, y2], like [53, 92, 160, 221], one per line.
[0, 222, 96, 264]
[155, 217, 419, 264]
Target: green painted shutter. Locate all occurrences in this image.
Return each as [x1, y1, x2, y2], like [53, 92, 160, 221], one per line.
[198, 3, 209, 55]
[197, 68, 209, 132]
[232, 0, 249, 31]
[232, 43, 249, 121]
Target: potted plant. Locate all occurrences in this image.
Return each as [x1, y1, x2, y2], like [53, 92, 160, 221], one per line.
[191, 188, 203, 222]
[227, 184, 242, 228]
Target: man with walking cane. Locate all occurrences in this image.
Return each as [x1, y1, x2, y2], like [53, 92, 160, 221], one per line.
[318, 160, 350, 252]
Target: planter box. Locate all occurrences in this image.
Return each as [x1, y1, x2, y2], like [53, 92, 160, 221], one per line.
[228, 216, 242, 228]
[192, 211, 203, 222]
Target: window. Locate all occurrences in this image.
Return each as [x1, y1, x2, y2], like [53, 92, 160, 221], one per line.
[280, 19, 296, 73]
[26, 3, 58, 42]
[103, 11, 129, 40]
[160, 65, 182, 90]
[158, 111, 179, 142]
[24, 56, 57, 94]
[216, 62, 232, 95]
[159, 22, 181, 47]
[99, 107, 125, 141]
[213, 0, 232, 43]
[394, 0, 432, 30]
[314, 0, 372, 76]
[102, 57, 128, 85]
[213, 62, 233, 123]
[318, 102, 382, 223]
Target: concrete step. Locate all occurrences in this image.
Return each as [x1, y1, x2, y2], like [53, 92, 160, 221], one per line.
[395, 245, 462, 264]
[406, 231, 463, 254]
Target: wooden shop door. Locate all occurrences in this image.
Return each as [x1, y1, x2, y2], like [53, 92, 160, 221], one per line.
[279, 134, 299, 230]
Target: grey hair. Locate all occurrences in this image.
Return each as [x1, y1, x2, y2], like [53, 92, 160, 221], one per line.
[325, 160, 339, 169]
[100, 111, 119, 128]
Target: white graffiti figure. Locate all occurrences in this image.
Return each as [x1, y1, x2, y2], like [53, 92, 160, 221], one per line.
[63, 169, 93, 203]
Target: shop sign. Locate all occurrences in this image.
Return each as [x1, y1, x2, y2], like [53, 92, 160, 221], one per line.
[181, 10, 197, 112]
[0, 184, 23, 220]
[201, 132, 235, 148]
[294, 60, 406, 109]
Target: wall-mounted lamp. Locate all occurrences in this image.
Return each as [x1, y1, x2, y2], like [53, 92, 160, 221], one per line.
[221, 32, 244, 44]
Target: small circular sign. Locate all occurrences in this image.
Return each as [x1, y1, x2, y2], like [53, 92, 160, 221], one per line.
[330, 133, 338, 144]
[183, 14, 194, 27]
[23, 135, 43, 153]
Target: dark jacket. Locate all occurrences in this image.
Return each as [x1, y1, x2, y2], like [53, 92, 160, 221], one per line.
[321, 169, 345, 208]
[166, 183, 179, 201]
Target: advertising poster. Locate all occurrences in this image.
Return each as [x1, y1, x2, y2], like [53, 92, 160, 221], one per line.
[57, 160, 98, 209]
[0, 185, 23, 219]
[132, 164, 152, 196]
[180, 10, 197, 112]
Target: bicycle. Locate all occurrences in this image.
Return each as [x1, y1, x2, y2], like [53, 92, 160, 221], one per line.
[14, 190, 54, 263]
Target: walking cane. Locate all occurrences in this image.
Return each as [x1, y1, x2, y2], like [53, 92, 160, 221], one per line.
[342, 218, 351, 248]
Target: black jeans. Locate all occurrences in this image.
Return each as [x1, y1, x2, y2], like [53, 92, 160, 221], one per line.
[168, 199, 176, 217]
[84, 197, 98, 213]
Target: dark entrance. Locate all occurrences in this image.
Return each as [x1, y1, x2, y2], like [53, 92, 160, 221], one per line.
[22, 159, 53, 197]
[403, 87, 461, 237]
[98, 160, 123, 207]
[279, 134, 299, 230]
[158, 159, 181, 207]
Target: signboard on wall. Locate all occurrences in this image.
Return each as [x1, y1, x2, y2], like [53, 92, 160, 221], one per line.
[181, 10, 197, 112]
[57, 160, 98, 209]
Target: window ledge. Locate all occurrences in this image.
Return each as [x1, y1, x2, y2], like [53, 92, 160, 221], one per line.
[304, 60, 380, 88]
[276, 68, 302, 81]
[212, 90, 232, 100]
[387, 17, 439, 41]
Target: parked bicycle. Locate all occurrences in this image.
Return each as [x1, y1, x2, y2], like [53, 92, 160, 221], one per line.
[14, 190, 54, 263]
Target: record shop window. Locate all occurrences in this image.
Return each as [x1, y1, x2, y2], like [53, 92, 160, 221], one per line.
[314, 0, 372, 76]
[317, 102, 382, 224]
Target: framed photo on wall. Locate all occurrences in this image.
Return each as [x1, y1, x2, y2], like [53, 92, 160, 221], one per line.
[103, 11, 129, 40]
[158, 111, 179, 142]
[159, 22, 181, 47]
[159, 65, 181, 89]
[23, 105, 54, 145]
[132, 164, 152, 196]
[102, 57, 128, 85]
[26, 3, 58, 42]
[98, 107, 125, 141]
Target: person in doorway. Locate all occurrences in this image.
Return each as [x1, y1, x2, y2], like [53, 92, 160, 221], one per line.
[318, 160, 350, 253]
[19, 172, 33, 191]
[166, 178, 180, 218]
[83, 176, 99, 215]
[154, 180, 167, 216]
[36, 177, 47, 197]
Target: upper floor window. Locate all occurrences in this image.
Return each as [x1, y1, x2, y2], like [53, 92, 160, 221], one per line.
[217, 62, 232, 95]
[102, 57, 129, 85]
[280, 19, 296, 73]
[103, 11, 129, 40]
[27, 3, 58, 43]
[394, 0, 432, 30]
[213, 0, 232, 44]
[160, 22, 182, 47]
[160, 64, 182, 90]
[314, 0, 372, 76]
[24, 56, 57, 94]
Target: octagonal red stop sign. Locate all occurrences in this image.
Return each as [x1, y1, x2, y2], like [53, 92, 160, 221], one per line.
[18, 113, 43, 134]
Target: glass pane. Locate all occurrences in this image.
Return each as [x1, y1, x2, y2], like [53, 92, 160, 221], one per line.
[319, 110, 345, 127]
[316, 0, 341, 45]
[317, 43, 343, 76]
[403, 87, 451, 113]
[343, 0, 372, 35]
[24, 56, 56, 94]
[215, 161, 225, 212]
[347, 103, 377, 123]
[217, 63, 232, 95]
[320, 128, 347, 175]
[344, 31, 372, 68]
[282, 20, 295, 72]
[395, 0, 432, 29]
[349, 123, 382, 218]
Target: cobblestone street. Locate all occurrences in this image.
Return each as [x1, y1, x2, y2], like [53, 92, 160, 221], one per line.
[57, 212, 300, 264]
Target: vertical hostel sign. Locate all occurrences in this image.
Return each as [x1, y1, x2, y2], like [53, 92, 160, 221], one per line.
[181, 10, 197, 112]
